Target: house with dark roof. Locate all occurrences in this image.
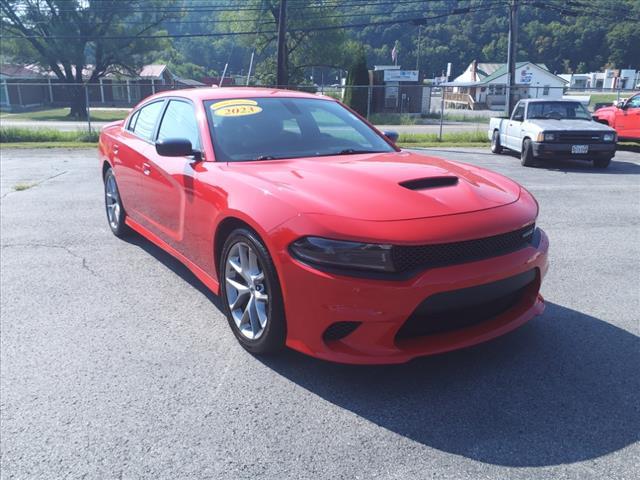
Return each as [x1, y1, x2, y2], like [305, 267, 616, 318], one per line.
[443, 61, 568, 110]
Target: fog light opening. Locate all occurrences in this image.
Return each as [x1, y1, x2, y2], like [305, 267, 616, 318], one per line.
[323, 321, 362, 342]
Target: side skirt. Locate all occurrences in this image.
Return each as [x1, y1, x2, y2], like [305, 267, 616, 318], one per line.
[125, 217, 220, 295]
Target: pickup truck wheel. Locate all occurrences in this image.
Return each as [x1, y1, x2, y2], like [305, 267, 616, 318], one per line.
[521, 139, 536, 167]
[490, 130, 503, 154]
[593, 158, 611, 169]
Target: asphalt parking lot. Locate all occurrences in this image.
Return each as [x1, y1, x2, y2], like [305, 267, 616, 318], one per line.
[1, 146, 639, 479]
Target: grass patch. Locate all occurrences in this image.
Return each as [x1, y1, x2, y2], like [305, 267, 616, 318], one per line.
[370, 112, 492, 125]
[13, 182, 36, 191]
[0, 107, 129, 122]
[0, 127, 99, 143]
[0, 142, 98, 149]
[565, 92, 639, 109]
[369, 113, 424, 125]
[398, 130, 488, 144]
[399, 142, 488, 148]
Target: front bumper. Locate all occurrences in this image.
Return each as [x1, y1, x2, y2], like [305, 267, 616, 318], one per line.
[274, 227, 549, 365]
[532, 141, 616, 161]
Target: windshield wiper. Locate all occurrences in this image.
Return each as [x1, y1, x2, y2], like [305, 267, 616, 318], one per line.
[254, 155, 278, 161]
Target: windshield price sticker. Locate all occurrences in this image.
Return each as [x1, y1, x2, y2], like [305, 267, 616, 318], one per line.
[211, 99, 262, 117]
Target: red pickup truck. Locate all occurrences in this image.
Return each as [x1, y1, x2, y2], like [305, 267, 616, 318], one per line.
[592, 93, 640, 141]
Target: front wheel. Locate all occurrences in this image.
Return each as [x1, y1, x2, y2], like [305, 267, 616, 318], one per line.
[490, 130, 503, 154]
[521, 138, 537, 167]
[220, 228, 286, 354]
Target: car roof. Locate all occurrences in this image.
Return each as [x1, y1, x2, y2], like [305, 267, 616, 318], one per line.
[144, 87, 332, 103]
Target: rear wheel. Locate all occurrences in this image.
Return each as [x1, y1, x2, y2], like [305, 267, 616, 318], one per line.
[220, 228, 286, 354]
[521, 138, 536, 167]
[104, 168, 130, 237]
[490, 130, 503, 154]
[593, 158, 611, 169]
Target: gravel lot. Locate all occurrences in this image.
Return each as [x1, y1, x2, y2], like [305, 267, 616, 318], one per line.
[1, 146, 638, 479]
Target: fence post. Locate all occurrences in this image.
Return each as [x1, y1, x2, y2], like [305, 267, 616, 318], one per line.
[438, 88, 445, 141]
[366, 85, 371, 120]
[85, 84, 92, 134]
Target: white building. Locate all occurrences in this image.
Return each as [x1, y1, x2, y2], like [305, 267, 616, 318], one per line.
[444, 61, 568, 110]
[559, 69, 639, 90]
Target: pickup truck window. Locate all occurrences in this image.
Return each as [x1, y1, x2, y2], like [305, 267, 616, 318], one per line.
[527, 101, 591, 120]
[512, 104, 525, 122]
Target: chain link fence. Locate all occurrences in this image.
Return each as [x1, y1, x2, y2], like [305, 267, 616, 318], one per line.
[1, 80, 638, 140]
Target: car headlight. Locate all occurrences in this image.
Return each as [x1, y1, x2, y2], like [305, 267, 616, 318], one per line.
[290, 237, 394, 272]
[535, 132, 556, 142]
[603, 133, 616, 142]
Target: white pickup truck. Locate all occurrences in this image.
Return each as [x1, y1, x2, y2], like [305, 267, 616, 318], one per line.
[488, 99, 617, 168]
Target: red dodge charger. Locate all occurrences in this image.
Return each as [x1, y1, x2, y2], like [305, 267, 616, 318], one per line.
[99, 88, 549, 364]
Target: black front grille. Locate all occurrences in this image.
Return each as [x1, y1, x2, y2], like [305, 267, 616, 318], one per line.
[557, 132, 602, 143]
[396, 269, 537, 340]
[391, 224, 535, 273]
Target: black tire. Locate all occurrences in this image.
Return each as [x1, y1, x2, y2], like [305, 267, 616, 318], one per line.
[593, 158, 611, 169]
[220, 228, 286, 354]
[490, 130, 503, 154]
[103, 168, 130, 237]
[521, 138, 536, 167]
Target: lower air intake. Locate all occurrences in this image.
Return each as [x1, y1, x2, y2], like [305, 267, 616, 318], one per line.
[396, 269, 537, 340]
[323, 321, 361, 342]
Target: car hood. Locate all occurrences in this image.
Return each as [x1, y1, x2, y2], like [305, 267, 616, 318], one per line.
[228, 151, 521, 221]
[528, 119, 615, 131]
[593, 105, 617, 115]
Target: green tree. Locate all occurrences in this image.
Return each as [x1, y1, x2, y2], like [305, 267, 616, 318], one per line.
[0, 0, 176, 118]
[221, 0, 349, 85]
[343, 45, 369, 116]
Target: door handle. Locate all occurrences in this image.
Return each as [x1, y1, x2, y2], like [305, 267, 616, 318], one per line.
[143, 163, 151, 176]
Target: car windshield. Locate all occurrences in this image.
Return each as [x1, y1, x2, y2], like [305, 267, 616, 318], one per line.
[527, 101, 591, 120]
[204, 97, 395, 162]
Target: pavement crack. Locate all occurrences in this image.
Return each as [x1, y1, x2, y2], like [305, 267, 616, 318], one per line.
[1, 242, 102, 279]
[1, 171, 68, 198]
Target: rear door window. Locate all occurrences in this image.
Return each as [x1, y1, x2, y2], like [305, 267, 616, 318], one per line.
[132, 101, 164, 141]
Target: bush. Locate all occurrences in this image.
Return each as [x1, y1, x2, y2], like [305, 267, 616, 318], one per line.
[344, 46, 369, 116]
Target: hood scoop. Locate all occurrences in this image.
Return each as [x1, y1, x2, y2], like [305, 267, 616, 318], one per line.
[399, 176, 459, 191]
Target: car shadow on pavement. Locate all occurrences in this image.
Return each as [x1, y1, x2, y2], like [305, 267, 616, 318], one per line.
[540, 159, 640, 174]
[120, 233, 639, 467]
[259, 303, 639, 468]
[122, 233, 224, 311]
[501, 152, 640, 174]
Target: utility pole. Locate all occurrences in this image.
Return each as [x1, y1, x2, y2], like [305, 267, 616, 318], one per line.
[506, 0, 519, 115]
[276, 0, 288, 87]
[415, 25, 422, 71]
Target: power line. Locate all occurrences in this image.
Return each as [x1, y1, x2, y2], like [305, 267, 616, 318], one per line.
[2, 4, 508, 40]
[8, 0, 475, 14]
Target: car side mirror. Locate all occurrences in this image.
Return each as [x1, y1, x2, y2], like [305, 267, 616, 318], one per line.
[616, 100, 626, 109]
[156, 138, 202, 160]
[383, 130, 399, 144]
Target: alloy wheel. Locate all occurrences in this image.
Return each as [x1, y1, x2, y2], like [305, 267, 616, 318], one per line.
[224, 241, 270, 340]
[105, 173, 121, 230]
